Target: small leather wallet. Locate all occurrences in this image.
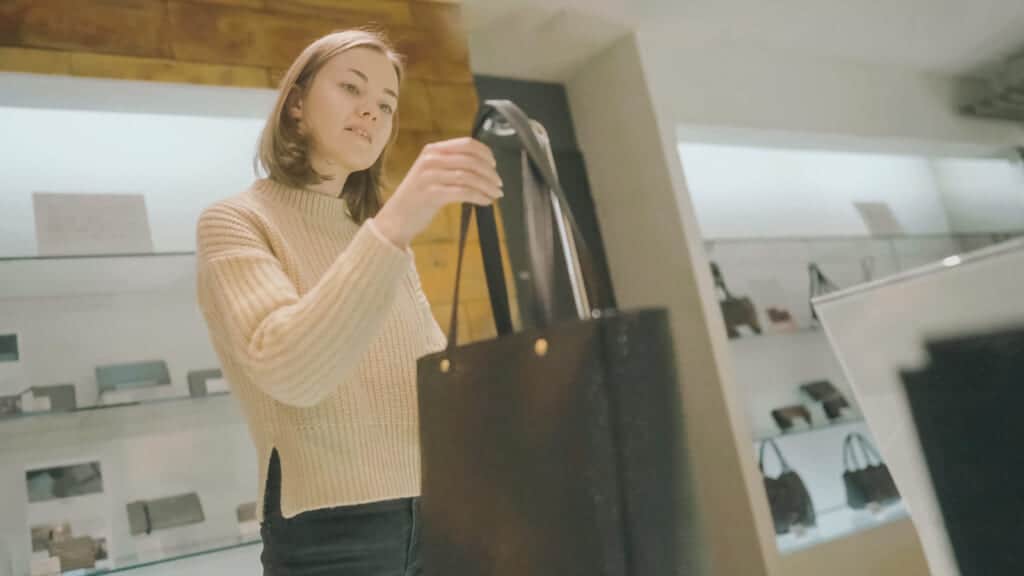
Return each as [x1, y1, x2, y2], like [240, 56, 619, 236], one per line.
[823, 396, 851, 421]
[127, 492, 205, 535]
[799, 380, 840, 402]
[771, 405, 813, 431]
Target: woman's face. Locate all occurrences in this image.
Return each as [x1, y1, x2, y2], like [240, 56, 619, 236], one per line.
[290, 47, 399, 173]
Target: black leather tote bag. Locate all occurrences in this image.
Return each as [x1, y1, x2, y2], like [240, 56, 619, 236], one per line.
[759, 438, 816, 534]
[842, 432, 900, 509]
[417, 100, 685, 576]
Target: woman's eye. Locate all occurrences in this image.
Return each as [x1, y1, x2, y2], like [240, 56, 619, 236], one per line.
[379, 103, 394, 115]
[341, 83, 360, 95]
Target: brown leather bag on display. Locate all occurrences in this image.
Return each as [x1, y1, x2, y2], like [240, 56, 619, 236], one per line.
[711, 262, 761, 338]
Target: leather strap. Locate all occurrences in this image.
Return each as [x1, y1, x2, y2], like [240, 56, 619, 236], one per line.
[759, 438, 791, 474]
[843, 433, 883, 471]
[445, 100, 603, 349]
[445, 203, 514, 350]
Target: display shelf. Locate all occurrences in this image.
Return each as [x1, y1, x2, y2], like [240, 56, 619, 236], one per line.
[776, 501, 910, 555]
[78, 535, 260, 575]
[754, 415, 865, 443]
[0, 392, 239, 451]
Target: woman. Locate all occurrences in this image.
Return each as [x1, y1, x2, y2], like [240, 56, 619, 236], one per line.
[195, 29, 503, 575]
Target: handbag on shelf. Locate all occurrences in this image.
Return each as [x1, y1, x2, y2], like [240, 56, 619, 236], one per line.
[842, 433, 900, 509]
[808, 263, 840, 321]
[416, 100, 685, 576]
[710, 262, 761, 338]
[759, 439, 816, 534]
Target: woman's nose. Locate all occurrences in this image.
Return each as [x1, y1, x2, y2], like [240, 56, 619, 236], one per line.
[360, 107, 375, 121]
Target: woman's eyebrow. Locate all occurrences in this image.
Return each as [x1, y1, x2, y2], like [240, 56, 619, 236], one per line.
[348, 68, 398, 100]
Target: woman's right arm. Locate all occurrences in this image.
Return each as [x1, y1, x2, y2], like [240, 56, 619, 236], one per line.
[196, 137, 502, 408]
[196, 203, 412, 408]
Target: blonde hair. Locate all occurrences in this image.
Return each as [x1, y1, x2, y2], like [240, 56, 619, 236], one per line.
[256, 29, 404, 223]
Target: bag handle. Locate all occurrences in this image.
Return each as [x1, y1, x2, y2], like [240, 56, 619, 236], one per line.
[445, 100, 601, 349]
[809, 262, 840, 320]
[843, 432, 883, 471]
[710, 261, 735, 301]
[758, 439, 792, 475]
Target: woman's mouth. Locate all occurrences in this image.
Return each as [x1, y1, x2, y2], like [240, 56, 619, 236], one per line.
[345, 127, 372, 143]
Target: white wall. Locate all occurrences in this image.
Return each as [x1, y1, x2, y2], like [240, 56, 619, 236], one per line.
[637, 24, 1024, 150]
[678, 144, 954, 239]
[0, 106, 265, 257]
[933, 157, 1024, 233]
[567, 34, 778, 576]
[678, 143, 1024, 240]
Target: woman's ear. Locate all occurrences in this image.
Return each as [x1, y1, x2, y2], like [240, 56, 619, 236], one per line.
[285, 87, 304, 126]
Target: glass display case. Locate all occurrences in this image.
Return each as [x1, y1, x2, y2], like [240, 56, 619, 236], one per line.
[814, 237, 1024, 575]
[681, 139, 1024, 557]
[0, 252, 259, 576]
[706, 233, 1017, 554]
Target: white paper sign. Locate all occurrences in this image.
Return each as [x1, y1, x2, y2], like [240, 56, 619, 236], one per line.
[33, 193, 153, 256]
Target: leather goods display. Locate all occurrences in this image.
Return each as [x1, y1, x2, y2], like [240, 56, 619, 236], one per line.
[842, 433, 899, 509]
[799, 380, 840, 402]
[31, 523, 71, 553]
[417, 100, 684, 576]
[766, 307, 797, 331]
[808, 263, 839, 321]
[0, 394, 19, 417]
[30, 384, 77, 412]
[759, 439, 816, 534]
[47, 536, 101, 571]
[711, 262, 761, 338]
[0, 332, 18, 362]
[771, 404, 813, 432]
[902, 327, 1024, 576]
[822, 396, 851, 421]
[236, 502, 257, 524]
[126, 492, 205, 535]
[187, 368, 226, 397]
[96, 360, 174, 404]
[799, 380, 851, 421]
[95, 360, 170, 391]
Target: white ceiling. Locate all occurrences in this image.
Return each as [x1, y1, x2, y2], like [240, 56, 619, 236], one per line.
[462, 0, 1024, 82]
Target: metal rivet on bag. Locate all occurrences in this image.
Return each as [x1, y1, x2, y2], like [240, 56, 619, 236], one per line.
[440, 359, 451, 373]
[534, 338, 549, 357]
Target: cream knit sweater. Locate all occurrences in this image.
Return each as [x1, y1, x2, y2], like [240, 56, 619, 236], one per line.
[195, 178, 447, 520]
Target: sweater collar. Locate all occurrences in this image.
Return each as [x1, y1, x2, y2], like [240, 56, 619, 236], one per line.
[252, 178, 353, 221]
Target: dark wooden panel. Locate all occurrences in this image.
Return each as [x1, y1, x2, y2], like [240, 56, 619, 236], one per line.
[70, 52, 270, 87]
[0, 0, 171, 59]
[167, 1, 346, 68]
[174, 0, 265, 8]
[268, 0, 413, 26]
[409, 2, 470, 82]
[426, 82, 478, 133]
[0, 46, 70, 74]
[398, 78, 433, 132]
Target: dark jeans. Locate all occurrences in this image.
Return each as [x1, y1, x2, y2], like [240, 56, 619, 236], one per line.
[260, 449, 422, 576]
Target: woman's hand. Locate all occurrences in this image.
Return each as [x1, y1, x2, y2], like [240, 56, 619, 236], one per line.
[374, 137, 503, 248]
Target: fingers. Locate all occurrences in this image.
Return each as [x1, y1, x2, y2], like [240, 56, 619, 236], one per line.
[437, 185, 494, 207]
[437, 155, 502, 197]
[429, 137, 497, 168]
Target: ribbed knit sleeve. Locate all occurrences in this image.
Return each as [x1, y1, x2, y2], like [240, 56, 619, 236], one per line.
[195, 202, 412, 408]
